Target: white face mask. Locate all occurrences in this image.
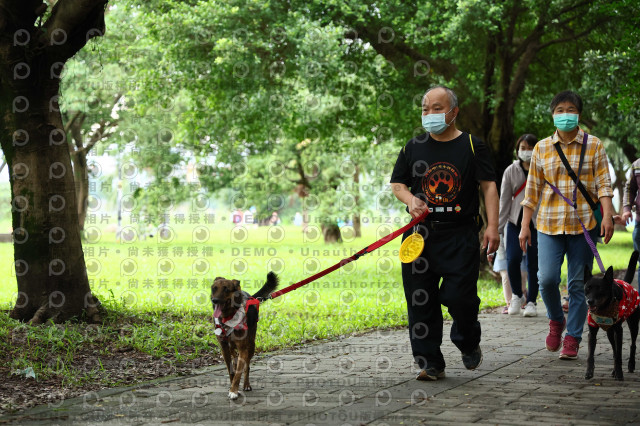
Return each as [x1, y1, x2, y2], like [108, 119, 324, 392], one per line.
[518, 150, 532, 162]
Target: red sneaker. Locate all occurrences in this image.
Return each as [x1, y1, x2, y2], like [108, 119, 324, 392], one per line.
[546, 318, 566, 352]
[559, 335, 579, 359]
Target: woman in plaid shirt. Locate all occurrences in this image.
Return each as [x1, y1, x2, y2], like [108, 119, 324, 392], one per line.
[518, 91, 615, 360]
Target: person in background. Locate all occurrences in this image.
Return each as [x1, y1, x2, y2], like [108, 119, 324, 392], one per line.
[499, 134, 540, 317]
[622, 158, 640, 285]
[489, 241, 527, 314]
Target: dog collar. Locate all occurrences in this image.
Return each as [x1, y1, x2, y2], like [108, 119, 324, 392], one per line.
[588, 311, 618, 330]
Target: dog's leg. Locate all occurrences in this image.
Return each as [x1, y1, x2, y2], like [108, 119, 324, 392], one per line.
[243, 354, 252, 392]
[627, 310, 640, 373]
[585, 325, 598, 379]
[219, 340, 234, 382]
[230, 354, 238, 381]
[609, 325, 624, 380]
[243, 340, 255, 391]
[228, 353, 246, 400]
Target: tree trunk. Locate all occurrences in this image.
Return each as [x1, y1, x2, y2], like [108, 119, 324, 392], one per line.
[0, 88, 99, 323]
[69, 114, 89, 232]
[0, 0, 107, 323]
[352, 164, 361, 238]
[321, 223, 342, 243]
[352, 214, 361, 238]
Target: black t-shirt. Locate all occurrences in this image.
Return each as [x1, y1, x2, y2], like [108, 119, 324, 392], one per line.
[390, 132, 496, 222]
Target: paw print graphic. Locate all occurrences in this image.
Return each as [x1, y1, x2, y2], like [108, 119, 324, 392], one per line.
[430, 171, 452, 195]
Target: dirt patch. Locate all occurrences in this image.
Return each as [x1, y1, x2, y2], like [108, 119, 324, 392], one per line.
[0, 346, 222, 414]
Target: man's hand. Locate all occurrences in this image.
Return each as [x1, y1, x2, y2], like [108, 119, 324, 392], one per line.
[482, 225, 499, 255]
[600, 196, 615, 244]
[519, 226, 531, 253]
[408, 196, 428, 219]
[601, 215, 614, 244]
[622, 211, 632, 225]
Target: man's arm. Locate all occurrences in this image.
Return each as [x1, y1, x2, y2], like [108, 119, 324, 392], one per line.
[519, 206, 535, 252]
[622, 168, 638, 224]
[480, 180, 499, 254]
[390, 183, 427, 218]
[599, 196, 615, 243]
[593, 140, 615, 242]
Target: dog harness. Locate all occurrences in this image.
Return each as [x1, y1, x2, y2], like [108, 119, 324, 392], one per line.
[214, 297, 260, 341]
[588, 279, 640, 331]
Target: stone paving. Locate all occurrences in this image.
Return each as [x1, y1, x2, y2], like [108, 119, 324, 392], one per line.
[3, 306, 640, 425]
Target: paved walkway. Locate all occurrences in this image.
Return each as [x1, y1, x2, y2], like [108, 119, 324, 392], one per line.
[3, 307, 640, 425]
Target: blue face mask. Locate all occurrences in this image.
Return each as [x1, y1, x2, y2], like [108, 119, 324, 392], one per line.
[422, 108, 454, 135]
[553, 113, 579, 132]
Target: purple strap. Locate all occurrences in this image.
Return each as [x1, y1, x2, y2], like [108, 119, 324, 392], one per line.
[545, 181, 605, 273]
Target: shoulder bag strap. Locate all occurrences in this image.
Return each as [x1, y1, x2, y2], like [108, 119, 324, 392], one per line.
[553, 133, 597, 210]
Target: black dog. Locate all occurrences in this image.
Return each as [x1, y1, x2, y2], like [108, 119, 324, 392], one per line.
[211, 272, 279, 399]
[584, 251, 640, 380]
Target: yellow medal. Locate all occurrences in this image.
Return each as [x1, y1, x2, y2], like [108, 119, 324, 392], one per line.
[399, 232, 424, 263]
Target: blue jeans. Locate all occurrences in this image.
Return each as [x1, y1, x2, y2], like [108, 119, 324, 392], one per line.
[633, 223, 640, 287]
[506, 221, 539, 303]
[537, 227, 598, 342]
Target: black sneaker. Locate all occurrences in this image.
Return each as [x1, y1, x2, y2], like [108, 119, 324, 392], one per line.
[416, 367, 446, 381]
[461, 346, 482, 370]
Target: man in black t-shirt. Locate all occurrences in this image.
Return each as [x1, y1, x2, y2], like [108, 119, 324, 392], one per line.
[390, 85, 499, 381]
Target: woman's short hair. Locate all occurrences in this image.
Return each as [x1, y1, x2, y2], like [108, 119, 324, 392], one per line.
[516, 133, 538, 152]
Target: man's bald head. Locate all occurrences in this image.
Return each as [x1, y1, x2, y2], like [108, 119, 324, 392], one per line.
[422, 85, 458, 110]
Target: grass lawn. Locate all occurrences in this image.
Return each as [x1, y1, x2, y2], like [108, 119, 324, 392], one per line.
[0, 220, 636, 412]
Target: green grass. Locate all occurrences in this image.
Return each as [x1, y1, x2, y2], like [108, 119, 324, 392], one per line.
[0, 220, 636, 389]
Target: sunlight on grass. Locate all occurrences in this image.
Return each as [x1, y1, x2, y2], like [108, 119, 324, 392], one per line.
[0, 223, 635, 355]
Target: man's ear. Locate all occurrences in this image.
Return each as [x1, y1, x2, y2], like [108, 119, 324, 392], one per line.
[232, 280, 241, 291]
[584, 265, 593, 282]
[604, 266, 614, 284]
[450, 106, 459, 122]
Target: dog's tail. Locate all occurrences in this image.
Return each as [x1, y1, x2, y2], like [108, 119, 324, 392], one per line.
[252, 272, 279, 300]
[624, 250, 640, 284]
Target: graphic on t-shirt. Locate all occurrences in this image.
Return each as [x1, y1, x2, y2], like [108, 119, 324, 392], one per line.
[422, 162, 461, 205]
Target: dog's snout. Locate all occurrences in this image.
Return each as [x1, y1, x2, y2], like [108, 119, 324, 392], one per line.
[586, 298, 594, 306]
[211, 297, 221, 304]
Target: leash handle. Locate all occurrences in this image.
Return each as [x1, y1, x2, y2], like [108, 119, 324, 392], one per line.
[544, 180, 605, 273]
[269, 209, 430, 299]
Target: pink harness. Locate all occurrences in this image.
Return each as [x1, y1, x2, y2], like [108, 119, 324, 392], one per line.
[588, 279, 640, 330]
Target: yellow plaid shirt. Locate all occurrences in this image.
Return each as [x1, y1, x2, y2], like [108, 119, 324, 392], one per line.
[521, 128, 613, 235]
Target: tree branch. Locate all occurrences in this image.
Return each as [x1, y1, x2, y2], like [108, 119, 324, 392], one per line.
[0, 0, 46, 32]
[538, 26, 602, 50]
[63, 110, 83, 133]
[42, 0, 108, 62]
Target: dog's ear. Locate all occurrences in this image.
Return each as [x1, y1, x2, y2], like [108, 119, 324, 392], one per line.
[232, 280, 241, 291]
[214, 277, 225, 283]
[584, 265, 593, 282]
[604, 266, 614, 284]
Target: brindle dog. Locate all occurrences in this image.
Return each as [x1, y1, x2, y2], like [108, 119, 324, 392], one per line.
[211, 272, 278, 399]
[584, 251, 640, 381]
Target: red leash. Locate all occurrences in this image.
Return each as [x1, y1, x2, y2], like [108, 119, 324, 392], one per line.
[267, 210, 430, 300]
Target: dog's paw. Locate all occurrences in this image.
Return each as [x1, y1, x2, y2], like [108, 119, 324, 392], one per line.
[584, 370, 594, 380]
[612, 369, 624, 381]
[228, 391, 239, 400]
[243, 384, 252, 391]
